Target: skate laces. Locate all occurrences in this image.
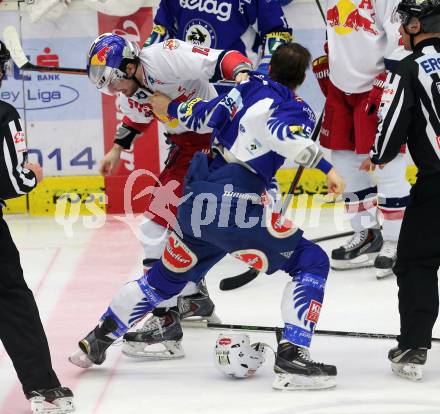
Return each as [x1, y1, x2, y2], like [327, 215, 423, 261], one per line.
[298, 347, 325, 366]
[342, 230, 368, 250]
[380, 241, 397, 259]
[137, 315, 165, 335]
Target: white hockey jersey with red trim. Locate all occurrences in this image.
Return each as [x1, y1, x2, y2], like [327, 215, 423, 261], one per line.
[117, 39, 248, 134]
[326, 0, 406, 93]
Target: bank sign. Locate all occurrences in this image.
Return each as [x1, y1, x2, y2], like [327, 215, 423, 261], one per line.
[2, 38, 99, 121]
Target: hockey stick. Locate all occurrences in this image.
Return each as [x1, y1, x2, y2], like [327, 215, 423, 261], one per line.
[3, 26, 88, 75]
[314, 0, 327, 24]
[188, 321, 440, 343]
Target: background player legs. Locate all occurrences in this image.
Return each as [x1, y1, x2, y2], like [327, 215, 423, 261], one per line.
[330, 150, 382, 270]
[374, 154, 410, 278]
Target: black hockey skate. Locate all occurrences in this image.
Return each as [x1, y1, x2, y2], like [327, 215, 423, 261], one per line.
[179, 279, 221, 326]
[122, 308, 184, 360]
[26, 387, 74, 414]
[68, 317, 116, 369]
[331, 228, 383, 270]
[388, 346, 427, 381]
[273, 341, 337, 390]
[374, 240, 397, 279]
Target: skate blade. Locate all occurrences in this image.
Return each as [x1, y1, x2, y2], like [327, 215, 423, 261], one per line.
[272, 373, 337, 391]
[331, 253, 378, 270]
[122, 340, 185, 360]
[68, 349, 94, 369]
[376, 268, 395, 279]
[181, 311, 221, 327]
[391, 362, 423, 381]
[30, 396, 75, 414]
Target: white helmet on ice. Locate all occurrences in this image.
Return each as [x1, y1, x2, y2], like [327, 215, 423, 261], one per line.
[214, 334, 266, 378]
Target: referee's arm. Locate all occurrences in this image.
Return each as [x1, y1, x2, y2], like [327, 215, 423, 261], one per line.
[0, 103, 36, 200]
[370, 67, 414, 165]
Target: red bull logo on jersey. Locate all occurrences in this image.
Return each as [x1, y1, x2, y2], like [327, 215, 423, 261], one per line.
[90, 45, 112, 66]
[327, 0, 378, 36]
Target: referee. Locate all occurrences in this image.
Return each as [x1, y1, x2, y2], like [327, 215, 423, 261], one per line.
[0, 41, 74, 412]
[370, 0, 440, 381]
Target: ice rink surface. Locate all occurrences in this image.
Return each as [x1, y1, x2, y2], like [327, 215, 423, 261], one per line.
[0, 210, 439, 414]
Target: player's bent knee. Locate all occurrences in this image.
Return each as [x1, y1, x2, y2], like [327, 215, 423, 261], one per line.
[282, 239, 330, 279]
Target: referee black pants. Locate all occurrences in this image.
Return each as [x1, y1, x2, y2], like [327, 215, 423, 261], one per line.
[394, 173, 440, 349]
[0, 210, 60, 394]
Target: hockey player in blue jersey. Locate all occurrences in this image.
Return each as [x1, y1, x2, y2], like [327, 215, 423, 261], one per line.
[132, 0, 293, 351]
[70, 43, 345, 390]
[144, 0, 292, 74]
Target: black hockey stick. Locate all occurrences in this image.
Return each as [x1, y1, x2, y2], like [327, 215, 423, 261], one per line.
[3, 26, 88, 75]
[314, 0, 327, 24]
[198, 322, 440, 343]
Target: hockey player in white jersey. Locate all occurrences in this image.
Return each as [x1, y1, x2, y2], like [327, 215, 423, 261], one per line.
[71, 43, 346, 390]
[86, 33, 252, 359]
[312, 0, 411, 278]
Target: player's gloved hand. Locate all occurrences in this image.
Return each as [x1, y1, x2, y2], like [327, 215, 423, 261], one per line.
[148, 91, 172, 119]
[312, 55, 330, 97]
[235, 71, 249, 84]
[326, 168, 345, 197]
[25, 162, 43, 183]
[365, 71, 387, 116]
[99, 145, 122, 176]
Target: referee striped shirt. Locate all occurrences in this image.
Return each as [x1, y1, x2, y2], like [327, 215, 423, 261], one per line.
[371, 38, 440, 178]
[0, 100, 36, 203]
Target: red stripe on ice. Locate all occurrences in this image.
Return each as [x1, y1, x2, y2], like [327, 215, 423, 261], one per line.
[0, 217, 141, 414]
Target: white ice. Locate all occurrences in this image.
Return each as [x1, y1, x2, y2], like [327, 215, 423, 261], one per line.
[0, 210, 439, 414]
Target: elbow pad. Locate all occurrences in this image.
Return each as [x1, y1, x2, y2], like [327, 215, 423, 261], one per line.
[114, 124, 141, 150]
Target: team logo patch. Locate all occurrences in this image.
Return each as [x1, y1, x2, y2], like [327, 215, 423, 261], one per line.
[184, 19, 217, 48]
[306, 300, 322, 324]
[90, 45, 112, 66]
[163, 39, 180, 50]
[162, 233, 197, 273]
[266, 212, 298, 239]
[231, 249, 268, 273]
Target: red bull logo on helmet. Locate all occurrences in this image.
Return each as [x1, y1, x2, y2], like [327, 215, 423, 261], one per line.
[327, 0, 378, 36]
[90, 45, 112, 66]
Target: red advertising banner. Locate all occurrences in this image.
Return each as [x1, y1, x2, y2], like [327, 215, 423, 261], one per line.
[98, 8, 159, 213]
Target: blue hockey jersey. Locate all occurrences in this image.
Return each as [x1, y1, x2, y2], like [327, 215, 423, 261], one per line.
[168, 73, 332, 185]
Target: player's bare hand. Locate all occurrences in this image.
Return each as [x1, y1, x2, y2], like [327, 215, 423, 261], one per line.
[235, 71, 249, 84]
[99, 145, 122, 176]
[148, 92, 172, 119]
[326, 168, 345, 197]
[359, 157, 385, 172]
[25, 162, 43, 183]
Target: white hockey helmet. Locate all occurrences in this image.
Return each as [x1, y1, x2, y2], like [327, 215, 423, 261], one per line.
[214, 334, 266, 378]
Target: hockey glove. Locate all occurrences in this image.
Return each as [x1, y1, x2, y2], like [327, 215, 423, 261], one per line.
[365, 71, 387, 116]
[257, 31, 292, 75]
[312, 55, 330, 98]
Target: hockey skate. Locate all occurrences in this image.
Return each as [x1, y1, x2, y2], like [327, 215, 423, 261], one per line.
[26, 387, 74, 414]
[331, 228, 383, 270]
[374, 240, 397, 279]
[122, 308, 184, 360]
[388, 346, 427, 381]
[69, 317, 116, 369]
[273, 341, 337, 390]
[179, 280, 221, 327]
